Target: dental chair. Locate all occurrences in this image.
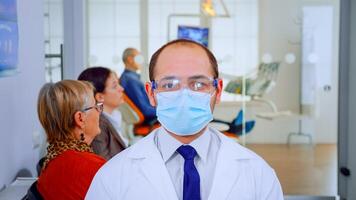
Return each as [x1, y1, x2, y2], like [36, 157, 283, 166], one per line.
[224, 62, 292, 119]
[224, 62, 279, 98]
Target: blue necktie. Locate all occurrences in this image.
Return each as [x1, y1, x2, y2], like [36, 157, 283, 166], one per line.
[177, 145, 201, 200]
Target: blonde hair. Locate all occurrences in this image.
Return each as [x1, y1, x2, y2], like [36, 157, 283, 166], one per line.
[37, 80, 94, 143]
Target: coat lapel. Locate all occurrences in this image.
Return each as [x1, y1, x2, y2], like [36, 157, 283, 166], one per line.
[128, 131, 178, 200]
[208, 131, 253, 200]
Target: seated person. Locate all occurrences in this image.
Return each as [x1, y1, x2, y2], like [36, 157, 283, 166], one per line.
[37, 80, 106, 199]
[78, 67, 128, 160]
[120, 47, 157, 124]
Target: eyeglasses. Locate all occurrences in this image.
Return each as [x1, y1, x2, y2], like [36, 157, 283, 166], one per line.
[152, 76, 218, 93]
[82, 102, 104, 113]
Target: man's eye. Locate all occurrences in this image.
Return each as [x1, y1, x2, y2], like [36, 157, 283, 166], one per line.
[192, 82, 207, 90]
[162, 83, 175, 89]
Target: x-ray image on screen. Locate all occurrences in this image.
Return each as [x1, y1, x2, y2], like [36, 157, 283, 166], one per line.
[0, 0, 17, 21]
[177, 26, 209, 47]
[0, 0, 18, 76]
[0, 20, 18, 70]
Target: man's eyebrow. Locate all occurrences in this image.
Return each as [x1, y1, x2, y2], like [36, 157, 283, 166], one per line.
[160, 76, 178, 80]
[188, 75, 210, 80]
[158, 75, 210, 81]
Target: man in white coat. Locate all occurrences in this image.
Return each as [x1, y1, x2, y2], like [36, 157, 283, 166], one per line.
[86, 39, 284, 200]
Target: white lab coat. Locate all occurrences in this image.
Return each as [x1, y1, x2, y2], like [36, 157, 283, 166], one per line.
[86, 127, 284, 200]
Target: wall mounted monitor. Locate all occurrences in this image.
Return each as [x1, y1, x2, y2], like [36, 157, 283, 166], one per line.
[177, 25, 209, 48]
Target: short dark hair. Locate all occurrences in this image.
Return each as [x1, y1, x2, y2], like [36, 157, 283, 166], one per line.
[122, 47, 137, 63]
[78, 66, 112, 94]
[148, 39, 219, 81]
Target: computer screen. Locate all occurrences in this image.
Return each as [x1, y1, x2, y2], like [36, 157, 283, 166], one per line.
[177, 26, 209, 47]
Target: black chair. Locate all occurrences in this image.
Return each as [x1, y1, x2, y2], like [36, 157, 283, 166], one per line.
[36, 157, 46, 176]
[22, 181, 43, 200]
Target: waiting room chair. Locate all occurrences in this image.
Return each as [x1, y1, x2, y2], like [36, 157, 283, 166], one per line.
[21, 181, 43, 200]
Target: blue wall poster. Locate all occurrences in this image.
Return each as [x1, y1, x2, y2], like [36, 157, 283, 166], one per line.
[0, 0, 18, 77]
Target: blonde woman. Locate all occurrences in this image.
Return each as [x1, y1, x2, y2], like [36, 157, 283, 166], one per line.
[36, 80, 106, 199]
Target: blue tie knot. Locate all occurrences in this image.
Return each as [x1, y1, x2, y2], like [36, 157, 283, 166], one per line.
[177, 145, 197, 160]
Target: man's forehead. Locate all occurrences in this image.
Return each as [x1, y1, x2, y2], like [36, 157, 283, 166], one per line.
[162, 43, 204, 54]
[155, 55, 213, 79]
[150, 41, 216, 81]
[157, 44, 209, 64]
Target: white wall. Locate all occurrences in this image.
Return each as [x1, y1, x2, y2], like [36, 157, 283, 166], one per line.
[88, 0, 141, 76]
[0, 0, 45, 188]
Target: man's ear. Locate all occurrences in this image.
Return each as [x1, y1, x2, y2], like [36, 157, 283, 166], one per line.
[74, 111, 86, 129]
[145, 82, 157, 107]
[127, 56, 134, 65]
[214, 79, 223, 104]
[95, 92, 104, 102]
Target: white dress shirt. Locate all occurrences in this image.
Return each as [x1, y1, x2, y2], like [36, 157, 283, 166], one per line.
[154, 127, 221, 200]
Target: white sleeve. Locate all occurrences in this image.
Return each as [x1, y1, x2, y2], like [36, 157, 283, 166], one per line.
[264, 172, 284, 200]
[260, 169, 284, 200]
[85, 171, 114, 200]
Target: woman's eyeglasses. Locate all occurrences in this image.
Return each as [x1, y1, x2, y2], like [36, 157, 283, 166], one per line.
[82, 102, 104, 113]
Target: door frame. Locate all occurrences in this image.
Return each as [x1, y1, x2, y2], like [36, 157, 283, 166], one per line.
[338, 0, 356, 199]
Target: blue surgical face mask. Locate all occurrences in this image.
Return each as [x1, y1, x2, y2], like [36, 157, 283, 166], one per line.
[156, 89, 213, 136]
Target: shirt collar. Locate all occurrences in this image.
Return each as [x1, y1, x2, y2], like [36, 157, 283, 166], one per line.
[102, 111, 113, 121]
[102, 111, 121, 128]
[157, 127, 211, 164]
[124, 68, 139, 76]
[189, 128, 210, 163]
[157, 128, 182, 163]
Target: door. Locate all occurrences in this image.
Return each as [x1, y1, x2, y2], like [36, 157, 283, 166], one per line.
[301, 5, 339, 144]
